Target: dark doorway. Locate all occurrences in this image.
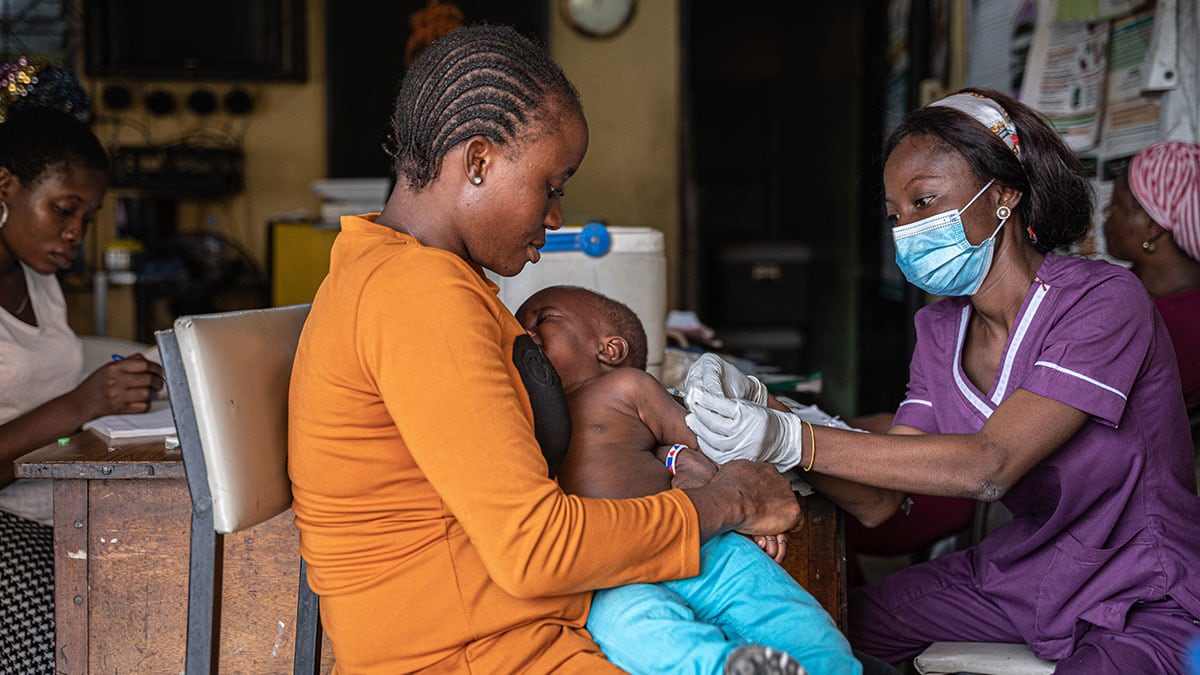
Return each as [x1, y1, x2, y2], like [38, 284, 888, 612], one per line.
[324, 2, 548, 179]
[682, 1, 906, 416]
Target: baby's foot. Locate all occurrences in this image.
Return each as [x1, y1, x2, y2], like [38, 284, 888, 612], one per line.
[724, 645, 807, 675]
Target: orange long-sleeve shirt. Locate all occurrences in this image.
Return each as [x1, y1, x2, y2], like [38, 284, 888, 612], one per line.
[288, 215, 701, 673]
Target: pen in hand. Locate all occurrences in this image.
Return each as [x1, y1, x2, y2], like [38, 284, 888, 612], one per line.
[110, 352, 168, 399]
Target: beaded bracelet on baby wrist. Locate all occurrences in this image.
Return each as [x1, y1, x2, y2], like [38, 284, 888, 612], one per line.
[665, 443, 687, 475]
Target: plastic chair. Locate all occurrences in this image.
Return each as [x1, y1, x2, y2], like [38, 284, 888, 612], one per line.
[911, 500, 1055, 675]
[913, 641, 1056, 674]
[156, 304, 322, 674]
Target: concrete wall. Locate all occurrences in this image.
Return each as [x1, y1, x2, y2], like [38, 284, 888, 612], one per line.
[80, 0, 327, 283]
[548, 1, 683, 308]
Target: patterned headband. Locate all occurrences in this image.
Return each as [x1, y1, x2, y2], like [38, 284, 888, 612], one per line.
[929, 92, 1021, 158]
[1129, 140, 1200, 261]
[0, 56, 92, 125]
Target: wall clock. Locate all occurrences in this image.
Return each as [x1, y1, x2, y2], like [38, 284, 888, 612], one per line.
[560, 0, 635, 38]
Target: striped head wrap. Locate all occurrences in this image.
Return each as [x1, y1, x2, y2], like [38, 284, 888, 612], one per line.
[1129, 141, 1200, 261]
[929, 92, 1021, 158]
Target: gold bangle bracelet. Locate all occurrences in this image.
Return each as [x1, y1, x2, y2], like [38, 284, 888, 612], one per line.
[804, 420, 816, 472]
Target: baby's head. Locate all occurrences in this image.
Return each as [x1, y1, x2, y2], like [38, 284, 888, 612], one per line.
[516, 286, 647, 386]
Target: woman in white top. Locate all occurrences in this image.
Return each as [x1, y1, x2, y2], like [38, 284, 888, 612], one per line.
[0, 61, 162, 673]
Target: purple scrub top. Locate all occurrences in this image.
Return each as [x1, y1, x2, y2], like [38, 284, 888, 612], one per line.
[894, 253, 1200, 657]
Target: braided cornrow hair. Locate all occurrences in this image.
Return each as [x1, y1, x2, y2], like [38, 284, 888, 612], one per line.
[387, 23, 581, 189]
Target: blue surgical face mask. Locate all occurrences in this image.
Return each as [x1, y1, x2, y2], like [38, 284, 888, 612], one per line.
[892, 179, 1005, 296]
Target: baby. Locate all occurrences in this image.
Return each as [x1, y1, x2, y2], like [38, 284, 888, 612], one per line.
[516, 285, 861, 675]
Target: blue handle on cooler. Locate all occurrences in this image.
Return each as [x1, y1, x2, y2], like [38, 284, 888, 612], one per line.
[541, 221, 611, 257]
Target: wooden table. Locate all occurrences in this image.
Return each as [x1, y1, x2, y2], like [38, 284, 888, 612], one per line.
[16, 432, 334, 674]
[17, 432, 844, 673]
[782, 492, 847, 631]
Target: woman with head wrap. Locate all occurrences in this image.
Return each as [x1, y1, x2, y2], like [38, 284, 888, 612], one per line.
[1103, 140, 1200, 407]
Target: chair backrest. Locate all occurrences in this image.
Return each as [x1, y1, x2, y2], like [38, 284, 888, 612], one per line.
[158, 304, 319, 674]
[163, 304, 310, 533]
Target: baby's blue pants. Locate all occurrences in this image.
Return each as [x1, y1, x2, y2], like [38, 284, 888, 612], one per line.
[587, 532, 862, 675]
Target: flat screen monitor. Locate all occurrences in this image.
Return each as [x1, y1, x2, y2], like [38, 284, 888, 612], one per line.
[83, 0, 306, 81]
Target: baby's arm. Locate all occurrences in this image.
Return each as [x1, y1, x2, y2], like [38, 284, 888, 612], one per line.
[632, 370, 790, 562]
[611, 368, 721, 488]
[627, 370, 697, 450]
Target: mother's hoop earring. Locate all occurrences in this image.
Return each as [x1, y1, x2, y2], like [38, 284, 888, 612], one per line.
[0, 201, 8, 230]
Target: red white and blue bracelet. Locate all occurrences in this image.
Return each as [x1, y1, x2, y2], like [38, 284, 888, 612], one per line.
[664, 443, 687, 475]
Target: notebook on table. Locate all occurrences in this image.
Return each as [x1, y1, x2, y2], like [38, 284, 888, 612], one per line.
[83, 398, 176, 441]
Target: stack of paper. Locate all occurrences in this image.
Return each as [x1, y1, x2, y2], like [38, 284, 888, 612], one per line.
[83, 399, 176, 440]
[311, 177, 390, 226]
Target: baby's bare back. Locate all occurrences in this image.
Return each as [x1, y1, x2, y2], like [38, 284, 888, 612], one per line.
[556, 369, 678, 499]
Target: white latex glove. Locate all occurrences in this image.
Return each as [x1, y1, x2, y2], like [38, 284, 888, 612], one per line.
[683, 353, 768, 406]
[684, 388, 805, 472]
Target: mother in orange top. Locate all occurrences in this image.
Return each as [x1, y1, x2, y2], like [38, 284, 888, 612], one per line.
[287, 24, 801, 673]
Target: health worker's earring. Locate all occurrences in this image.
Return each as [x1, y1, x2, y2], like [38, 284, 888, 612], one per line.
[996, 205, 1011, 220]
[1142, 239, 1156, 253]
[0, 201, 8, 229]
[471, 175, 483, 185]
